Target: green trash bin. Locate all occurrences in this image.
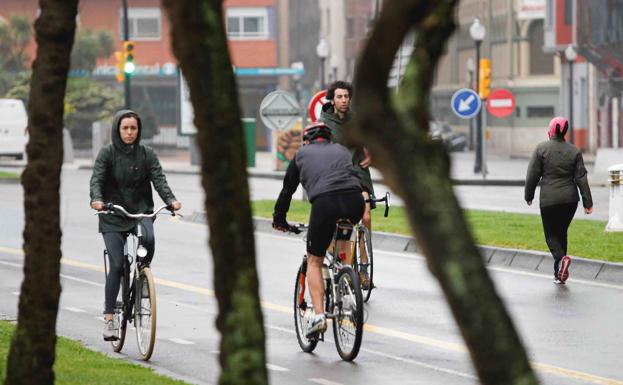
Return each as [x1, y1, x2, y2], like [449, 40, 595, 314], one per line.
[242, 118, 256, 167]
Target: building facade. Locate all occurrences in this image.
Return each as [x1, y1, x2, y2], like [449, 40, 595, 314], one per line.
[0, 0, 290, 149]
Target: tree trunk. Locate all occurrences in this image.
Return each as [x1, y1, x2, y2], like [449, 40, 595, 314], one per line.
[4, 1, 78, 385]
[160, 2, 268, 385]
[351, 1, 538, 384]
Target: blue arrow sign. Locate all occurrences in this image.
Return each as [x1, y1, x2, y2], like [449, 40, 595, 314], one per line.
[451, 88, 481, 119]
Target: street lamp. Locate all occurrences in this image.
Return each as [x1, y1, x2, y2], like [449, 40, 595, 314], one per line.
[565, 45, 577, 144]
[470, 18, 486, 175]
[316, 38, 329, 90]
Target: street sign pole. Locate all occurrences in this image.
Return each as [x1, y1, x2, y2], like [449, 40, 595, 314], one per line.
[474, 40, 482, 174]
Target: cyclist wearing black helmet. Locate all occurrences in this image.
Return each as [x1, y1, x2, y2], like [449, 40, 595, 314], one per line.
[273, 122, 364, 337]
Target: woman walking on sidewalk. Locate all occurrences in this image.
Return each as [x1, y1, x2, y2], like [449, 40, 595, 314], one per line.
[525, 116, 593, 284]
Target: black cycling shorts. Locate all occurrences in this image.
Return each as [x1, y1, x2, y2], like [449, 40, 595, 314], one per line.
[307, 190, 365, 256]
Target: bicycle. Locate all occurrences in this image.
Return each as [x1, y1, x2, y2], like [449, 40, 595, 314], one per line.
[352, 192, 390, 302]
[96, 203, 177, 361]
[292, 220, 364, 361]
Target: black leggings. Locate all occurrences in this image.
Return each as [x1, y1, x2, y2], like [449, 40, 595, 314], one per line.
[540, 202, 577, 276]
[102, 218, 155, 314]
[307, 191, 365, 256]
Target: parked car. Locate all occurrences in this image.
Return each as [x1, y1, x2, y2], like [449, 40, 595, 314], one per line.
[0, 99, 28, 160]
[429, 120, 468, 152]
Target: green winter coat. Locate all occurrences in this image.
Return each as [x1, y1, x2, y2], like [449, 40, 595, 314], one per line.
[319, 105, 375, 195]
[90, 109, 177, 233]
[525, 137, 593, 208]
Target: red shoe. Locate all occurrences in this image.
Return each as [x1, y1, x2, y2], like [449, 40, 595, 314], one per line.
[557, 256, 571, 283]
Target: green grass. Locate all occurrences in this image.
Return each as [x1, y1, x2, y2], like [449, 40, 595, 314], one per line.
[253, 200, 623, 263]
[0, 321, 189, 385]
[0, 171, 19, 180]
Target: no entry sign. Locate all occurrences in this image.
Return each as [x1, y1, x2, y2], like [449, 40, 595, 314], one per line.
[308, 90, 328, 122]
[486, 89, 515, 118]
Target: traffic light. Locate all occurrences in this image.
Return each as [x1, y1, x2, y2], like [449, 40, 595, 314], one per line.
[114, 51, 125, 83]
[123, 41, 136, 76]
[479, 58, 491, 100]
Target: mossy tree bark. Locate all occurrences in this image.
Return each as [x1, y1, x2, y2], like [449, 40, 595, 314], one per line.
[350, 1, 538, 384]
[160, 2, 268, 384]
[4, 1, 78, 385]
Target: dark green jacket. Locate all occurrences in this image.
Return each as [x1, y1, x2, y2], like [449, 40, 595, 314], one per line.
[525, 137, 592, 208]
[319, 105, 375, 195]
[90, 109, 177, 233]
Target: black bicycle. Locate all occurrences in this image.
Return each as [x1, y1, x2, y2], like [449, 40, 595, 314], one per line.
[353, 192, 390, 302]
[293, 220, 364, 361]
[96, 203, 177, 361]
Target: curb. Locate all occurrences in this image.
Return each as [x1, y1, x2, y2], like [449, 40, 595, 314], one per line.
[187, 212, 623, 286]
[75, 163, 527, 186]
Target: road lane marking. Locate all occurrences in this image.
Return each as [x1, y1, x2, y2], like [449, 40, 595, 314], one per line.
[11, 292, 19, 296]
[266, 363, 289, 372]
[64, 307, 86, 313]
[169, 338, 195, 345]
[2, 247, 623, 384]
[309, 379, 343, 385]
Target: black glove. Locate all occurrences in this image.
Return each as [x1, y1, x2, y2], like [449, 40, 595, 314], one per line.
[272, 212, 289, 232]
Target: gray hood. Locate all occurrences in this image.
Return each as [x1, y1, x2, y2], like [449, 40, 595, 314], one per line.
[111, 109, 142, 155]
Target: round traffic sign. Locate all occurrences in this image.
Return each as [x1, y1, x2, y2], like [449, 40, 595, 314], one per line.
[486, 89, 515, 118]
[451, 88, 481, 119]
[308, 90, 328, 122]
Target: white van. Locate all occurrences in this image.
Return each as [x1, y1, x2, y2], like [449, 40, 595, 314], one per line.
[0, 99, 28, 160]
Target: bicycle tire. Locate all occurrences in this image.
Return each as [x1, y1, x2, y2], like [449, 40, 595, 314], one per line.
[293, 260, 318, 353]
[332, 266, 363, 361]
[135, 267, 157, 360]
[361, 227, 374, 302]
[111, 257, 129, 352]
[354, 227, 374, 302]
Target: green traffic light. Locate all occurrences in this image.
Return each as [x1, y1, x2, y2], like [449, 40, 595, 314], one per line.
[124, 61, 136, 74]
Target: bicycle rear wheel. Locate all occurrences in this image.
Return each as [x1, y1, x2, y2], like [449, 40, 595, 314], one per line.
[135, 267, 157, 360]
[356, 227, 374, 302]
[111, 272, 128, 352]
[332, 266, 363, 361]
[293, 259, 318, 352]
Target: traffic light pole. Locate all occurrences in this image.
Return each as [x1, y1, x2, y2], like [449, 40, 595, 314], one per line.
[122, 0, 131, 108]
[473, 40, 482, 174]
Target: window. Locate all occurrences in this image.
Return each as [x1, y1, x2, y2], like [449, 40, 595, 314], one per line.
[527, 106, 555, 118]
[564, 0, 573, 25]
[226, 7, 269, 39]
[346, 17, 355, 39]
[529, 20, 554, 75]
[120, 8, 161, 40]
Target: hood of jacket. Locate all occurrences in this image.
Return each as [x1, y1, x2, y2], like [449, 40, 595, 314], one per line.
[111, 109, 142, 155]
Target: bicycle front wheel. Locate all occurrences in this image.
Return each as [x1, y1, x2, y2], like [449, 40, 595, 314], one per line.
[332, 266, 363, 361]
[293, 260, 318, 353]
[135, 267, 157, 360]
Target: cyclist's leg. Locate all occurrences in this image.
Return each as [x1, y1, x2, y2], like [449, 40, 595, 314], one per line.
[307, 195, 336, 315]
[138, 218, 155, 263]
[102, 232, 126, 319]
[360, 190, 371, 265]
[306, 254, 325, 316]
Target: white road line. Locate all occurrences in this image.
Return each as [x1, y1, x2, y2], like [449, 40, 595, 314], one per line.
[309, 378, 344, 385]
[266, 363, 289, 372]
[11, 291, 19, 296]
[64, 307, 87, 313]
[169, 338, 195, 345]
[359, 346, 476, 380]
[94, 316, 104, 322]
[60, 274, 104, 287]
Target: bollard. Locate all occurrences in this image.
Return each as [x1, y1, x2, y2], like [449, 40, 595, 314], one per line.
[606, 164, 623, 232]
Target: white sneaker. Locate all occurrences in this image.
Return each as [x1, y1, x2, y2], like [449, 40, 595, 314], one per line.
[102, 319, 118, 341]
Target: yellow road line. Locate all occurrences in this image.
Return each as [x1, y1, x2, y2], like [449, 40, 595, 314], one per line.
[1, 247, 622, 384]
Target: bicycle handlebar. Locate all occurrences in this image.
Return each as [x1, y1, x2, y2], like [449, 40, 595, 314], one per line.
[95, 203, 179, 219]
[367, 192, 391, 218]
